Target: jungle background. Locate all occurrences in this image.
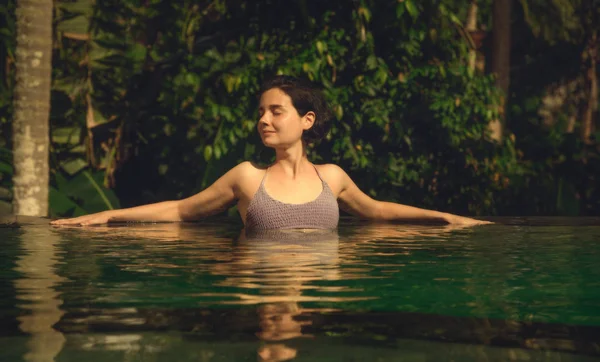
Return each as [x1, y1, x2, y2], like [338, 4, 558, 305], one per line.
[0, 0, 599, 219]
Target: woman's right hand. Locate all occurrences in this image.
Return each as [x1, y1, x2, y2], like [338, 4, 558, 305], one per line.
[50, 210, 115, 226]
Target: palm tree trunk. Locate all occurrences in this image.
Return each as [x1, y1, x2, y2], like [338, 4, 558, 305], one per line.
[12, 0, 53, 216]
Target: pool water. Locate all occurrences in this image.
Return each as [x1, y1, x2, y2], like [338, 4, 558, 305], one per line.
[1, 216, 600, 361]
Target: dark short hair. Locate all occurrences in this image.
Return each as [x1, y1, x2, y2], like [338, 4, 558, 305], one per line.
[260, 75, 333, 143]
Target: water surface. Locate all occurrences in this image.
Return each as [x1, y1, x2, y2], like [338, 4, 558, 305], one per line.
[1, 216, 599, 361]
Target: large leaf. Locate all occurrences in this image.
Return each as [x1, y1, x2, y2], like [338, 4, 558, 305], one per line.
[52, 127, 81, 145]
[56, 15, 89, 36]
[60, 158, 88, 176]
[57, 0, 93, 16]
[78, 171, 119, 211]
[49, 187, 86, 217]
[55, 0, 93, 37]
[51, 170, 120, 216]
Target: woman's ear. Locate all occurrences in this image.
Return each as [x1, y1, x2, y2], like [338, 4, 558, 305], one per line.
[302, 111, 316, 130]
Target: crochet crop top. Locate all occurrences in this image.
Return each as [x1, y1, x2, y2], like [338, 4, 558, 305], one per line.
[244, 167, 339, 231]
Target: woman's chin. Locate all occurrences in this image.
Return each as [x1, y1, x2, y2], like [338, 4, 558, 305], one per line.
[261, 139, 297, 150]
[261, 138, 281, 148]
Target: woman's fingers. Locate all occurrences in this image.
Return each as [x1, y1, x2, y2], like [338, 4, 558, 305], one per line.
[50, 217, 84, 225]
[447, 215, 493, 226]
[50, 212, 108, 226]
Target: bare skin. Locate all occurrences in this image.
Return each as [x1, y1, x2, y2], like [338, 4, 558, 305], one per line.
[51, 88, 490, 227]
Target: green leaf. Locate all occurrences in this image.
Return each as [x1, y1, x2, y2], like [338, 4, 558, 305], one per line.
[158, 164, 168, 175]
[57, 0, 93, 16]
[93, 38, 127, 51]
[51, 173, 68, 195]
[438, 4, 463, 26]
[52, 127, 81, 144]
[316, 41, 325, 55]
[127, 42, 147, 63]
[61, 158, 88, 175]
[90, 108, 108, 126]
[91, 54, 124, 68]
[0, 161, 13, 175]
[375, 68, 388, 85]
[405, 0, 418, 19]
[366, 55, 377, 70]
[56, 15, 89, 35]
[396, 3, 405, 18]
[204, 145, 213, 161]
[49, 187, 79, 216]
[223, 74, 236, 93]
[62, 171, 119, 213]
[335, 104, 344, 120]
[358, 7, 371, 23]
[82, 171, 117, 210]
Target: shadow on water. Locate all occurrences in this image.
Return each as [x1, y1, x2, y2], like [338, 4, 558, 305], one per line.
[1, 217, 600, 361]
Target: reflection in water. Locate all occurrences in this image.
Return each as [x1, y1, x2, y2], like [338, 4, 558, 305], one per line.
[22, 221, 600, 360]
[238, 229, 341, 361]
[65, 224, 479, 361]
[256, 303, 304, 361]
[235, 226, 474, 361]
[14, 226, 66, 361]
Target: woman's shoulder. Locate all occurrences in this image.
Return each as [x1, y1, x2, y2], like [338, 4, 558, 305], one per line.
[230, 161, 267, 180]
[314, 163, 346, 177]
[314, 163, 349, 189]
[231, 161, 267, 176]
[222, 161, 267, 193]
[313, 163, 348, 195]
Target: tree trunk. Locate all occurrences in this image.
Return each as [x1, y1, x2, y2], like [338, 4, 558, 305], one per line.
[490, 0, 511, 143]
[466, 0, 478, 73]
[581, 30, 598, 144]
[12, 0, 53, 216]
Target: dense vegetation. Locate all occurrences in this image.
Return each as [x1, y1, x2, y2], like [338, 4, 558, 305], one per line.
[0, 0, 598, 218]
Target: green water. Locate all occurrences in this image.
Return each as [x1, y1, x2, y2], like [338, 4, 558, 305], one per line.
[1, 217, 600, 361]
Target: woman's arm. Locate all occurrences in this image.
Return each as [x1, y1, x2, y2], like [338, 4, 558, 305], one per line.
[334, 166, 490, 226]
[51, 162, 248, 226]
[49, 200, 184, 226]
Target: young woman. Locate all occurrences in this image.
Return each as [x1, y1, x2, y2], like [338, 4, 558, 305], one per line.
[51, 76, 490, 229]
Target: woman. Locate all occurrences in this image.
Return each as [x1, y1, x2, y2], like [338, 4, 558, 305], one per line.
[51, 76, 490, 228]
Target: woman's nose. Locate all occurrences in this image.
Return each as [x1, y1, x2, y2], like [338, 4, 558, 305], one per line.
[259, 113, 270, 125]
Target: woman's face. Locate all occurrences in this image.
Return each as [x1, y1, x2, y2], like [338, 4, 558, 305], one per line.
[258, 88, 314, 148]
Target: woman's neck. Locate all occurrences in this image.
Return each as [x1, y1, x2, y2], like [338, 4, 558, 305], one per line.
[272, 142, 310, 178]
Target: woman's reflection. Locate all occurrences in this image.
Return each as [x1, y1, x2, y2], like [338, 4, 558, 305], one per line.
[235, 229, 340, 362]
[255, 303, 303, 361]
[235, 224, 472, 361]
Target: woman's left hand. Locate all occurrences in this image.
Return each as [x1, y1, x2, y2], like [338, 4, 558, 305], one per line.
[444, 214, 493, 226]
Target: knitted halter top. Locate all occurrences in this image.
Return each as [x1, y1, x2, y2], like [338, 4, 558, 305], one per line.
[245, 167, 339, 231]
